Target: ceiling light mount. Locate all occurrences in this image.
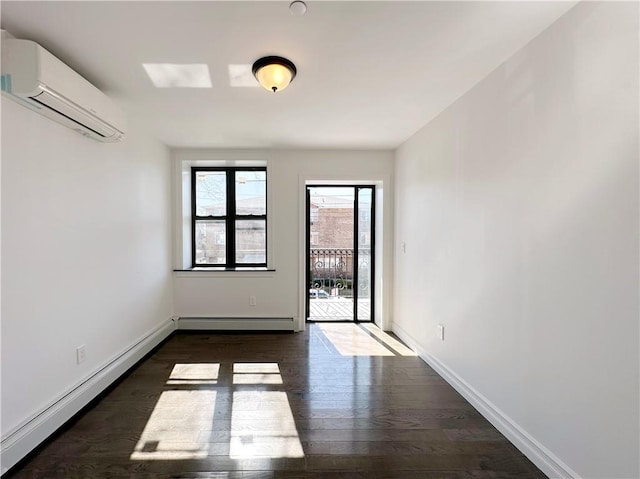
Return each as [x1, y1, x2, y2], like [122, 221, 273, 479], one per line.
[252, 56, 297, 93]
[289, 1, 307, 16]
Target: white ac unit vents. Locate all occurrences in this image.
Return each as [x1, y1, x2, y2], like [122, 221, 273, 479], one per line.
[1, 38, 126, 142]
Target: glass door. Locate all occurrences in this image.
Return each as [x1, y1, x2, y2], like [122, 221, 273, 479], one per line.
[356, 187, 373, 321]
[306, 185, 375, 322]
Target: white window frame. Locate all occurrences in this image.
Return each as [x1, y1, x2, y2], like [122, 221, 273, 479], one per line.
[173, 149, 271, 271]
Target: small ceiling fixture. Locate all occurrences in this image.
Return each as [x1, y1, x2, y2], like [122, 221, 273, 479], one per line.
[289, 1, 307, 16]
[252, 56, 297, 93]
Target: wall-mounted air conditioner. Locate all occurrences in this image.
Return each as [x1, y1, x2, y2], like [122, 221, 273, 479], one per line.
[1, 38, 126, 142]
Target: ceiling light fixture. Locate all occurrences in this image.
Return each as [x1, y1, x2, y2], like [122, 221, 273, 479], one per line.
[289, 1, 307, 16]
[252, 56, 297, 93]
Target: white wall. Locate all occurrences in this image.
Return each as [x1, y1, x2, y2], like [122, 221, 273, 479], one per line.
[1, 98, 174, 465]
[393, 2, 638, 478]
[172, 149, 394, 331]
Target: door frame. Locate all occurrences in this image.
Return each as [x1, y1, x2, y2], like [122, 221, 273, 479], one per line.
[305, 184, 376, 323]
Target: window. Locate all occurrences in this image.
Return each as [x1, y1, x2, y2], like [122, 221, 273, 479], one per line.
[192, 167, 266, 268]
[309, 206, 319, 224]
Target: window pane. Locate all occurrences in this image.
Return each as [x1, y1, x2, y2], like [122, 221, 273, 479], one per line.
[236, 220, 266, 264]
[357, 188, 373, 321]
[195, 221, 226, 264]
[236, 171, 266, 215]
[195, 172, 226, 216]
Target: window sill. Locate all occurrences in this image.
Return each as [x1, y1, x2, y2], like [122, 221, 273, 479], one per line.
[173, 267, 276, 278]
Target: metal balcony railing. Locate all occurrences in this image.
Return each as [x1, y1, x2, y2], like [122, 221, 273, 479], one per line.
[309, 248, 354, 297]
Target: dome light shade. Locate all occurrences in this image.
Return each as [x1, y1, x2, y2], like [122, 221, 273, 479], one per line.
[252, 56, 297, 92]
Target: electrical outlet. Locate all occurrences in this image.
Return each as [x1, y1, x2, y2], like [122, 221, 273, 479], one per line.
[76, 345, 86, 364]
[437, 324, 444, 341]
[249, 295, 257, 306]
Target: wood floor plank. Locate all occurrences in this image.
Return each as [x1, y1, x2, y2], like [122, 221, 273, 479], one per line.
[6, 325, 546, 478]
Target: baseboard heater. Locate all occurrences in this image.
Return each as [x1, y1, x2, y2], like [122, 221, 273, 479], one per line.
[0, 319, 175, 474]
[176, 317, 295, 331]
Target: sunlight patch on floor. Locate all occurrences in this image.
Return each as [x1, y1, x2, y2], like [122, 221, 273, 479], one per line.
[233, 374, 283, 385]
[233, 363, 280, 373]
[229, 391, 303, 458]
[130, 390, 216, 460]
[233, 362, 283, 385]
[167, 363, 220, 385]
[317, 323, 394, 356]
[360, 324, 417, 356]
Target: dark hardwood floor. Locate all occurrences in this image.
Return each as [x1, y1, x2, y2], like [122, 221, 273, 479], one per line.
[7, 324, 547, 478]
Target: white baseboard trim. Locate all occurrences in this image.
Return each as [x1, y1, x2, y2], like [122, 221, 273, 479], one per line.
[177, 316, 295, 331]
[391, 321, 580, 479]
[0, 319, 176, 474]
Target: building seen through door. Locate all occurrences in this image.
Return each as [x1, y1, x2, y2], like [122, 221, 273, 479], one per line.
[306, 186, 374, 322]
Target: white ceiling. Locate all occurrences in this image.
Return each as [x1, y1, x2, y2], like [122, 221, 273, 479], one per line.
[1, 1, 576, 149]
